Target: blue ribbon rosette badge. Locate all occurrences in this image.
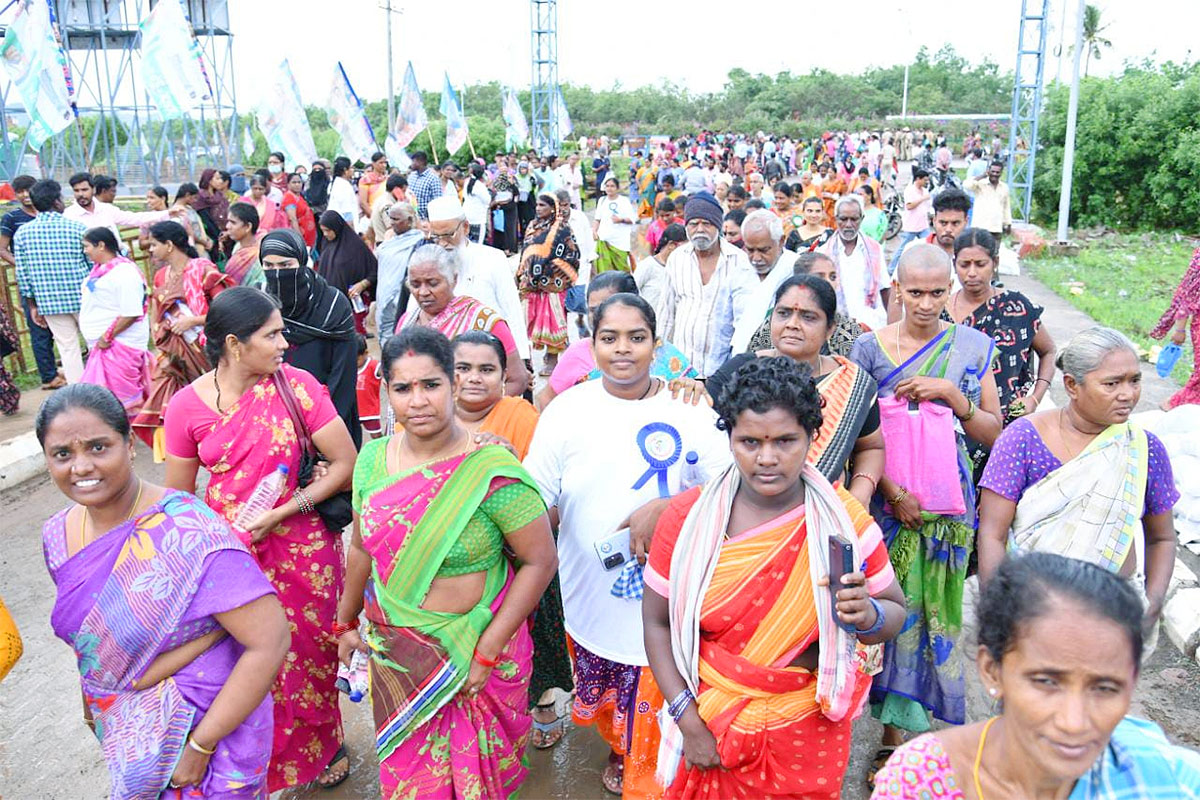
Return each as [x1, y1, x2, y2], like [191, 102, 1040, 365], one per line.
[631, 422, 682, 498]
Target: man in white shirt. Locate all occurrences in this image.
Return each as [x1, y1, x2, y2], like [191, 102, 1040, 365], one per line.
[820, 195, 890, 330]
[963, 161, 1013, 236]
[680, 161, 710, 196]
[420, 197, 530, 388]
[64, 171, 174, 244]
[555, 153, 583, 210]
[655, 193, 757, 377]
[461, 163, 492, 244]
[369, 173, 409, 245]
[730, 210, 797, 354]
[375, 202, 424, 343]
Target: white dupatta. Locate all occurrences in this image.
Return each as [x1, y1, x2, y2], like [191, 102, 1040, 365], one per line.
[654, 463, 864, 787]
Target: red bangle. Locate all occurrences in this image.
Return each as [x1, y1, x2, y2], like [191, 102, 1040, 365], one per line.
[331, 621, 356, 637]
[472, 647, 499, 668]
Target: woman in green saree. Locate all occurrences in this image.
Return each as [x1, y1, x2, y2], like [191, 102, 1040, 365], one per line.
[335, 326, 557, 800]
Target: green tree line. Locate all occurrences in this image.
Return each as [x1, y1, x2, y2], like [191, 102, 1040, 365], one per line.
[240, 44, 1010, 165]
[1032, 60, 1200, 230]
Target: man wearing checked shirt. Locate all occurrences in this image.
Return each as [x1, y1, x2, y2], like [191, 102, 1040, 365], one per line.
[15, 180, 90, 383]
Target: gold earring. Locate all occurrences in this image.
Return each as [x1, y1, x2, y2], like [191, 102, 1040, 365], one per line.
[234, 349, 241, 363]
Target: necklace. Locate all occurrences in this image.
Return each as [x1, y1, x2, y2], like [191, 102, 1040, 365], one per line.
[972, 716, 998, 799]
[1058, 408, 1084, 461]
[214, 366, 225, 414]
[391, 427, 469, 472]
[953, 287, 995, 322]
[638, 377, 657, 400]
[79, 479, 145, 550]
[895, 319, 945, 363]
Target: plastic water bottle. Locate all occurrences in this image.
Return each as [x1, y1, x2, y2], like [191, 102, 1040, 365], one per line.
[234, 464, 288, 539]
[680, 451, 706, 490]
[1157, 343, 1184, 378]
[169, 300, 203, 344]
[335, 649, 370, 702]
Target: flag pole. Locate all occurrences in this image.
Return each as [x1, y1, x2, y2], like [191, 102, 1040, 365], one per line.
[426, 126, 440, 165]
[460, 82, 477, 161]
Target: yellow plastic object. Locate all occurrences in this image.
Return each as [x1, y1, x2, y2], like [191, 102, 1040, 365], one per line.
[0, 594, 23, 682]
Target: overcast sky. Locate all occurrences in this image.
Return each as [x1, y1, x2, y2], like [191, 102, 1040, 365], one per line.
[228, 0, 1191, 111]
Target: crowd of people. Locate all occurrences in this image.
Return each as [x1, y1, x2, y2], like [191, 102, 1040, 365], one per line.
[2, 125, 1197, 799]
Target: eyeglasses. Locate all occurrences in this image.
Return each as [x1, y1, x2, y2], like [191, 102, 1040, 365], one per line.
[427, 222, 463, 243]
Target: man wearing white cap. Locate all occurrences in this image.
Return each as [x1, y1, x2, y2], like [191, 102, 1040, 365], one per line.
[419, 196, 531, 380]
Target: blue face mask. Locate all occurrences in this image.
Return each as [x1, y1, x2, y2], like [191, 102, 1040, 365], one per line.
[231, 174, 248, 194]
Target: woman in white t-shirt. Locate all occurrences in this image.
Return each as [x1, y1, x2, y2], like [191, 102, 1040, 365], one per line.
[591, 175, 636, 274]
[79, 226, 153, 415]
[461, 163, 492, 245]
[326, 156, 359, 225]
[524, 293, 730, 796]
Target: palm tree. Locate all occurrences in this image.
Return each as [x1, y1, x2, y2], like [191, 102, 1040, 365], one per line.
[1082, 4, 1113, 77]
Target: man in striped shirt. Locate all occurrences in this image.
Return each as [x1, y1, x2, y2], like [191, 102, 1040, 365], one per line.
[15, 180, 90, 383]
[654, 192, 757, 377]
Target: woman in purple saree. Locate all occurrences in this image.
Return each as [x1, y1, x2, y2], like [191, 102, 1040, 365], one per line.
[38, 384, 290, 799]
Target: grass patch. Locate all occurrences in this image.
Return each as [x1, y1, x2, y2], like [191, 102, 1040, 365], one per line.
[1026, 233, 1195, 385]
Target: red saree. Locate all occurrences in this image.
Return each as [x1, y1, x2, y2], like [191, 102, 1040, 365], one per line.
[132, 258, 230, 459]
[646, 479, 894, 800]
[163, 364, 344, 791]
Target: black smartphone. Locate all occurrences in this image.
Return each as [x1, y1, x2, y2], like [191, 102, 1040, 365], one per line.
[828, 535, 856, 631]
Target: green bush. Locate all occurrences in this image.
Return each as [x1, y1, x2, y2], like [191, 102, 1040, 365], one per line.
[1032, 63, 1200, 230]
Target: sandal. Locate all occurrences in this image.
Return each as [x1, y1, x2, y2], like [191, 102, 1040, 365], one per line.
[601, 750, 624, 795]
[865, 746, 897, 790]
[531, 702, 566, 749]
[317, 744, 350, 790]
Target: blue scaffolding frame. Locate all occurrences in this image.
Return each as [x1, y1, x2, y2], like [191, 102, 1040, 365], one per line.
[1006, 0, 1050, 222]
[529, 0, 557, 156]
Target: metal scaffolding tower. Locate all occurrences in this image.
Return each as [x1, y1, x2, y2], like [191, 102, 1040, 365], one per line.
[0, 0, 238, 186]
[529, 0, 557, 155]
[1006, 0, 1050, 222]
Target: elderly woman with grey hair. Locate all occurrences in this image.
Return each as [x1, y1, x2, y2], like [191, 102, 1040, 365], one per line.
[396, 244, 528, 396]
[977, 325, 1179, 654]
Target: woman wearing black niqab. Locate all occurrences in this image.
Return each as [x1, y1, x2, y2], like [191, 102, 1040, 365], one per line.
[260, 229, 361, 446]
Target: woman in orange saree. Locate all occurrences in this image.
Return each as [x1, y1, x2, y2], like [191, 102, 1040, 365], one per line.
[643, 357, 905, 800]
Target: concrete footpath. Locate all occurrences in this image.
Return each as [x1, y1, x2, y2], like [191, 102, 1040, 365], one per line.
[1, 270, 1198, 799]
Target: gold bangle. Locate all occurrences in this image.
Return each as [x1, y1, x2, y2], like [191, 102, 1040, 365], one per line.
[959, 398, 977, 421]
[187, 735, 216, 756]
[851, 471, 879, 493]
[890, 487, 909, 505]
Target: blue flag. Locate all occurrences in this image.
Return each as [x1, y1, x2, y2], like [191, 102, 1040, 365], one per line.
[392, 61, 427, 149]
[440, 72, 468, 155]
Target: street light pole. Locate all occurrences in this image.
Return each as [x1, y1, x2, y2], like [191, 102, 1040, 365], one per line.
[385, 0, 395, 135]
[1056, 0, 1086, 243]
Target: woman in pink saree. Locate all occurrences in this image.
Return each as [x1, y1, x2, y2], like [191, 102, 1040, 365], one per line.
[78, 226, 153, 417]
[335, 327, 557, 799]
[39, 383, 289, 799]
[164, 287, 359, 791]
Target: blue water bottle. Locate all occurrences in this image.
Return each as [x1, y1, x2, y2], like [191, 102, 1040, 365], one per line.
[1157, 343, 1183, 378]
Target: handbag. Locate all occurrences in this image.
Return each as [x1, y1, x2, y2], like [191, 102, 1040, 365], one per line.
[493, 190, 513, 204]
[876, 326, 966, 516]
[565, 283, 587, 314]
[877, 396, 966, 516]
[272, 372, 355, 532]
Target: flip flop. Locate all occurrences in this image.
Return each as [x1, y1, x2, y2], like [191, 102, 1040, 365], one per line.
[601, 751, 624, 795]
[317, 744, 350, 790]
[866, 745, 897, 789]
[531, 706, 566, 749]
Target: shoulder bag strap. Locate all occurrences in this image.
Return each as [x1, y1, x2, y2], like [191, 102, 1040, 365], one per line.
[272, 370, 316, 458]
